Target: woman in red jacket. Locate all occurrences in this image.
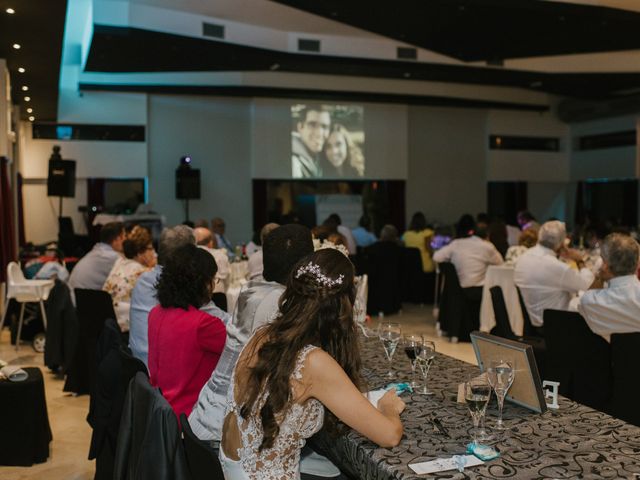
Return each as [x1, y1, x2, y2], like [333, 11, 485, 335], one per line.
[148, 243, 226, 418]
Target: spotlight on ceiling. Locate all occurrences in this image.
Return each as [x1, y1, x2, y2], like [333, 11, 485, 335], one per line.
[24, 96, 30, 102]
[26, 108, 33, 113]
[269, 63, 280, 71]
[6, 8, 15, 14]
[21, 86, 28, 91]
[12, 43, 21, 49]
[18, 67, 25, 73]
[28, 116, 35, 122]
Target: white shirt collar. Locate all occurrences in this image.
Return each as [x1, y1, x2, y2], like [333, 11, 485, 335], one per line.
[608, 275, 639, 288]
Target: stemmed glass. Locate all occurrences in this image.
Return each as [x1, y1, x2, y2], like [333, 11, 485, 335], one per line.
[403, 334, 423, 388]
[414, 340, 436, 395]
[379, 323, 402, 378]
[464, 377, 492, 448]
[487, 359, 515, 431]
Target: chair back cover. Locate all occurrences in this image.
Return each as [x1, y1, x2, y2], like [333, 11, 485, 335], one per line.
[180, 413, 224, 480]
[489, 286, 517, 340]
[515, 286, 539, 337]
[610, 333, 640, 427]
[543, 309, 611, 411]
[400, 247, 426, 303]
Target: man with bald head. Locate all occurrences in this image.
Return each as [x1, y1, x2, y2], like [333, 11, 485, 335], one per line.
[247, 223, 279, 281]
[195, 227, 231, 304]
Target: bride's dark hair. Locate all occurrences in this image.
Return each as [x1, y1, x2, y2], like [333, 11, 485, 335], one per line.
[239, 248, 361, 450]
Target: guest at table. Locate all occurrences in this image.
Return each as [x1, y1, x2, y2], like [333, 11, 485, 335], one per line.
[103, 226, 156, 332]
[246, 223, 279, 281]
[433, 214, 503, 298]
[505, 228, 538, 265]
[352, 215, 377, 248]
[325, 213, 357, 255]
[68, 222, 125, 293]
[402, 212, 435, 273]
[129, 225, 230, 367]
[194, 226, 231, 295]
[212, 217, 234, 255]
[517, 210, 539, 231]
[218, 249, 405, 479]
[578, 233, 640, 342]
[514, 220, 594, 328]
[148, 243, 227, 418]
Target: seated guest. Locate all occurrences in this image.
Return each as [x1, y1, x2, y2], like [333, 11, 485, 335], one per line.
[129, 225, 230, 367]
[488, 219, 509, 259]
[245, 230, 261, 257]
[352, 215, 377, 248]
[326, 213, 357, 255]
[212, 217, 234, 255]
[505, 228, 538, 265]
[189, 224, 314, 442]
[247, 223, 279, 281]
[402, 212, 435, 274]
[148, 244, 227, 417]
[68, 222, 125, 292]
[103, 226, 156, 331]
[517, 210, 539, 231]
[578, 233, 640, 342]
[514, 220, 594, 328]
[432, 214, 503, 297]
[218, 249, 405, 478]
[194, 226, 231, 293]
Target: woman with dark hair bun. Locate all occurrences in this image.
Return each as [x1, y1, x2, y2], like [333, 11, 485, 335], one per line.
[220, 248, 405, 479]
[148, 243, 226, 418]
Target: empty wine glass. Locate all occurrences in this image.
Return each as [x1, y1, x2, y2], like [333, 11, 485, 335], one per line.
[487, 359, 515, 431]
[415, 340, 436, 395]
[403, 334, 423, 388]
[379, 323, 402, 378]
[464, 377, 492, 448]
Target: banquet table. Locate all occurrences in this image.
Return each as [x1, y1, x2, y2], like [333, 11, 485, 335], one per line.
[479, 265, 524, 336]
[314, 335, 640, 480]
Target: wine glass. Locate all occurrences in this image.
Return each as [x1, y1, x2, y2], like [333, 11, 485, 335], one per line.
[464, 377, 492, 448]
[403, 334, 423, 388]
[379, 323, 401, 378]
[414, 340, 436, 395]
[487, 359, 515, 431]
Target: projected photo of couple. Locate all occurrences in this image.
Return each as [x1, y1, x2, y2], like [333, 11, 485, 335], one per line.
[291, 104, 365, 179]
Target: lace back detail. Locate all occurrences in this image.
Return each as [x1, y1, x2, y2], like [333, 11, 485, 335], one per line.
[225, 344, 325, 480]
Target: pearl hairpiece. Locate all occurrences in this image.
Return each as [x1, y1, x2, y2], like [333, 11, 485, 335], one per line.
[295, 261, 344, 287]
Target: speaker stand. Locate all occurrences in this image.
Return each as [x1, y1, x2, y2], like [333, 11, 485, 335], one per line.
[184, 199, 191, 223]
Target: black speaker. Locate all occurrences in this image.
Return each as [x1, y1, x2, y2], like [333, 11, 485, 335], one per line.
[47, 159, 76, 197]
[176, 167, 201, 199]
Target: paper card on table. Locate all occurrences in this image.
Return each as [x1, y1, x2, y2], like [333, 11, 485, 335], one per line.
[365, 389, 386, 408]
[409, 455, 484, 475]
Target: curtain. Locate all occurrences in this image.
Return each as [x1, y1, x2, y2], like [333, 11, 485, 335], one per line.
[0, 156, 17, 283]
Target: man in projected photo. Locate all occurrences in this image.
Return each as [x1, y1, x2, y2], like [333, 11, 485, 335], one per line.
[292, 105, 331, 178]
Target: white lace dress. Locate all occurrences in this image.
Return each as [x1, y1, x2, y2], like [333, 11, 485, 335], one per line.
[219, 345, 325, 480]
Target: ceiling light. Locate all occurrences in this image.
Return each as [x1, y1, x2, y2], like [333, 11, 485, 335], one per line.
[269, 63, 280, 71]
[6, 8, 15, 14]
[18, 67, 25, 73]
[24, 96, 30, 102]
[12, 43, 20, 49]
[21, 86, 28, 91]
[403, 72, 411, 78]
[28, 116, 35, 122]
[26, 108, 32, 113]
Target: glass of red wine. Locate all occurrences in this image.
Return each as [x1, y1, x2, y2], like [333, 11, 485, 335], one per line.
[403, 334, 423, 389]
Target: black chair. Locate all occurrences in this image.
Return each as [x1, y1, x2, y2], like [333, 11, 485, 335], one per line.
[211, 292, 228, 313]
[363, 241, 403, 316]
[118, 347, 149, 394]
[179, 413, 224, 480]
[400, 247, 426, 304]
[44, 279, 78, 372]
[64, 289, 117, 395]
[543, 309, 611, 412]
[610, 333, 640, 426]
[437, 263, 479, 342]
[515, 285, 543, 338]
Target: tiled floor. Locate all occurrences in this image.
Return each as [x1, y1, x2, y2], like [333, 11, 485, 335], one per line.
[0, 303, 475, 479]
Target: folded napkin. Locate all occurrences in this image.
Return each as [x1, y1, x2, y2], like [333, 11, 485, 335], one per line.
[0, 366, 29, 382]
[409, 455, 483, 475]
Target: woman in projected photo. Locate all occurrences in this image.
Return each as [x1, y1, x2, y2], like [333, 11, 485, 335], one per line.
[323, 124, 365, 178]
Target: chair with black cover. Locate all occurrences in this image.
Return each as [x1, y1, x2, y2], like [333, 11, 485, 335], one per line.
[437, 263, 478, 342]
[364, 241, 403, 316]
[543, 309, 611, 412]
[515, 286, 542, 338]
[64, 289, 117, 395]
[400, 247, 426, 304]
[610, 333, 640, 426]
[118, 346, 148, 394]
[180, 413, 224, 480]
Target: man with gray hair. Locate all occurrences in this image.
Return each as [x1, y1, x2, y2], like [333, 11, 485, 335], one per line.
[578, 233, 640, 342]
[514, 220, 594, 328]
[129, 225, 231, 367]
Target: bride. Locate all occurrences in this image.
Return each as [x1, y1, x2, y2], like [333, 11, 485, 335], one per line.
[220, 248, 405, 479]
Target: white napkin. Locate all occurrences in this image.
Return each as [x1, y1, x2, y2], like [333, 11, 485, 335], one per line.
[365, 389, 386, 408]
[0, 366, 29, 382]
[409, 455, 483, 475]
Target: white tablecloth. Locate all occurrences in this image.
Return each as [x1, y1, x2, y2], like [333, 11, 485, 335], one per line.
[480, 265, 524, 336]
[226, 260, 249, 314]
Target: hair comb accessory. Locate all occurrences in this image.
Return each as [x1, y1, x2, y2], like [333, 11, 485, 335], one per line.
[295, 261, 344, 287]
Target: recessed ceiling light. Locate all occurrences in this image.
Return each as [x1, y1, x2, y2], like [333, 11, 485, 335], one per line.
[21, 86, 28, 91]
[6, 8, 15, 14]
[28, 116, 35, 122]
[26, 108, 33, 113]
[24, 96, 30, 102]
[18, 67, 25, 73]
[12, 43, 20, 49]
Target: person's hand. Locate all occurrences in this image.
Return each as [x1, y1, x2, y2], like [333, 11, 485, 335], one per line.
[559, 247, 585, 263]
[377, 389, 406, 416]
